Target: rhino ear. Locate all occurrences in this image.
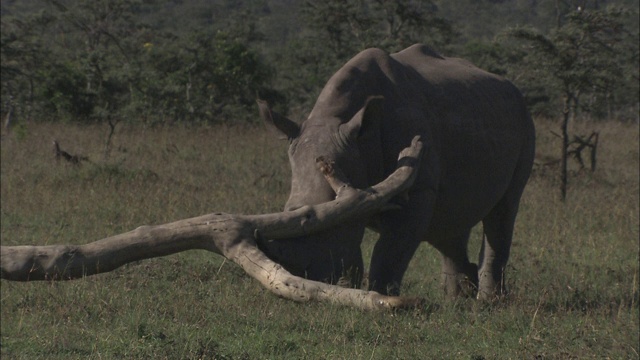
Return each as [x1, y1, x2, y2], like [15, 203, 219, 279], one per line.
[340, 96, 384, 140]
[257, 100, 300, 140]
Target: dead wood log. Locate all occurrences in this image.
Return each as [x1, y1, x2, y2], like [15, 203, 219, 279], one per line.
[1, 136, 424, 310]
[53, 140, 89, 165]
[567, 132, 599, 172]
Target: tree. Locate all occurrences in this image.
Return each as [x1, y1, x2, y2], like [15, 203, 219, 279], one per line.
[507, 6, 635, 200]
[274, 0, 457, 111]
[1, 9, 56, 124]
[44, 0, 144, 121]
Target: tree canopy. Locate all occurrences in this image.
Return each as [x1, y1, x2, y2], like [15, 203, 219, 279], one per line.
[1, 0, 638, 124]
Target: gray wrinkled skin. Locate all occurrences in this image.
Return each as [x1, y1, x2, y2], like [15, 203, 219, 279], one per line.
[259, 44, 535, 299]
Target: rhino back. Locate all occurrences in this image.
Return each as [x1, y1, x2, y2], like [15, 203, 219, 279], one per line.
[391, 44, 534, 227]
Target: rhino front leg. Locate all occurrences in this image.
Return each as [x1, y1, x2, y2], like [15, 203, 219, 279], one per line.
[368, 191, 434, 296]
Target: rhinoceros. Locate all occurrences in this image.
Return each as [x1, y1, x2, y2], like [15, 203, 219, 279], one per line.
[258, 44, 535, 300]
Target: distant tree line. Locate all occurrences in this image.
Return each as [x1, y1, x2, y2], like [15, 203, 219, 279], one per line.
[1, 0, 279, 125]
[1, 0, 638, 125]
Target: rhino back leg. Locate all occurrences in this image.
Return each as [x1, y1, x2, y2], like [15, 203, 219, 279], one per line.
[478, 197, 517, 300]
[478, 174, 531, 300]
[368, 190, 435, 296]
[437, 229, 479, 298]
[478, 141, 533, 300]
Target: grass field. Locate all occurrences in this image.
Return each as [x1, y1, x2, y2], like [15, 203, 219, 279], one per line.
[1, 119, 638, 359]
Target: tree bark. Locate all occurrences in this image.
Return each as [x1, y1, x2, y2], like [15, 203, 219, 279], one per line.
[561, 107, 569, 201]
[1, 137, 424, 310]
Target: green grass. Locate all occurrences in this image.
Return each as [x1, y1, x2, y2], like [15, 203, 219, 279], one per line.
[1, 119, 638, 359]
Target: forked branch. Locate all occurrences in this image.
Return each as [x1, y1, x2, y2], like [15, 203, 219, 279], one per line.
[1, 137, 424, 310]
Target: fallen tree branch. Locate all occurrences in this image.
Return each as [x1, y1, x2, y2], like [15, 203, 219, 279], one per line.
[1, 137, 424, 310]
[567, 131, 599, 171]
[53, 140, 89, 165]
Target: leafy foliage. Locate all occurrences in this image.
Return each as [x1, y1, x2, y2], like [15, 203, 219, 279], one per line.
[270, 0, 457, 109]
[506, 6, 638, 119]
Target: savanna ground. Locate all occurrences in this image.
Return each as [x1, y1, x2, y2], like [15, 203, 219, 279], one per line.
[1, 118, 638, 359]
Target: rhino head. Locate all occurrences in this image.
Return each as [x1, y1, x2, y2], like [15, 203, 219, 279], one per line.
[257, 97, 384, 287]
